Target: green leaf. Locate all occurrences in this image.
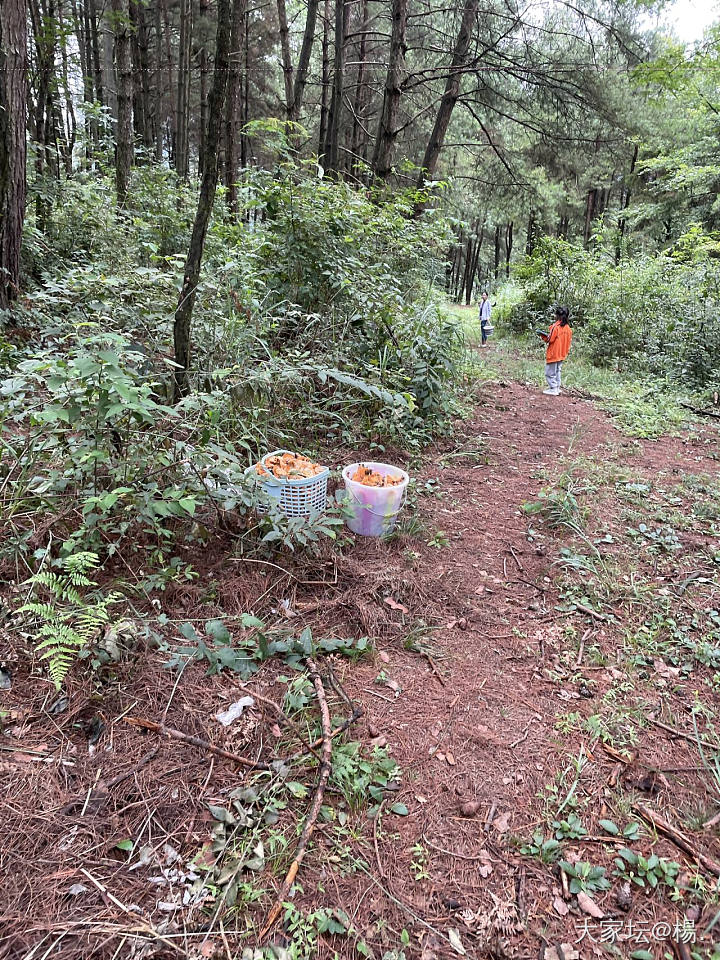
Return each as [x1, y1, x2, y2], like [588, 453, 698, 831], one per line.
[599, 818, 619, 835]
[630, 952, 653, 960]
[178, 496, 197, 516]
[389, 802, 409, 816]
[205, 619, 231, 643]
[115, 839, 133, 852]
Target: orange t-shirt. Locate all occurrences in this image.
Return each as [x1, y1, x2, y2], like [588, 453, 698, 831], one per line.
[546, 321, 572, 363]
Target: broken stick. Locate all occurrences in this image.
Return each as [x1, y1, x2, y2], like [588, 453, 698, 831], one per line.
[123, 717, 271, 771]
[259, 658, 333, 940]
[633, 803, 720, 878]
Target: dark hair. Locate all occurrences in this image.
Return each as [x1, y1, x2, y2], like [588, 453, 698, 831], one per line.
[555, 305, 570, 326]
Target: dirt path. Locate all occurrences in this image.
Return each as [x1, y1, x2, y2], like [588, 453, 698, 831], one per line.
[3, 378, 720, 959]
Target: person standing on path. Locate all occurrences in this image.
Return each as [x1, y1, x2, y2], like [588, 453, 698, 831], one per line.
[478, 291, 492, 346]
[538, 305, 572, 395]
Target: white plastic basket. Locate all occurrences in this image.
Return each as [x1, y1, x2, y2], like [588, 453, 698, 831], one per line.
[250, 450, 329, 519]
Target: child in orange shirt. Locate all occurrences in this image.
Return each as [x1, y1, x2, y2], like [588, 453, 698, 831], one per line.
[538, 305, 572, 395]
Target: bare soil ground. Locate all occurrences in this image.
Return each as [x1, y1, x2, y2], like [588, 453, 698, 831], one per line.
[2, 371, 720, 960]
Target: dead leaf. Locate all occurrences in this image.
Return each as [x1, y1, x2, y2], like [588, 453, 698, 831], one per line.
[576, 891, 604, 919]
[552, 896, 569, 917]
[492, 811, 511, 834]
[447, 927, 466, 956]
[378, 651, 391, 664]
[384, 597, 409, 615]
[477, 850, 493, 878]
[446, 751, 456, 766]
[459, 800, 481, 817]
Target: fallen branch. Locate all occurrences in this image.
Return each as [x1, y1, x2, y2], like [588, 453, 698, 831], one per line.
[633, 803, 720, 878]
[572, 601, 607, 622]
[123, 717, 271, 770]
[679, 401, 720, 420]
[239, 686, 323, 763]
[647, 714, 719, 753]
[259, 658, 333, 940]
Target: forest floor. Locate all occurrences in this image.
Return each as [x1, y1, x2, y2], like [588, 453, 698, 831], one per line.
[3, 330, 720, 960]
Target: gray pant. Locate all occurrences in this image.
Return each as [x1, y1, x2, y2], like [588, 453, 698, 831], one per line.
[545, 361, 562, 390]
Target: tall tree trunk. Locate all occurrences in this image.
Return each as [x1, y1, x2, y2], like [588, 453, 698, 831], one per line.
[323, 0, 346, 173]
[57, 0, 77, 172]
[28, 0, 56, 232]
[416, 0, 478, 197]
[240, 2, 249, 167]
[525, 208, 536, 255]
[460, 227, 474, 304]
[103, 2, 118, 123]
[154, 0, 164, 160]
[175, 0, 191, 178]
[505, 220, 513, 277]
[224, 0, 244, 212]
[493, 224, 500, 279]
[583, 188, 597, 248]
[0, 0, 28, 310]
[130, 0, 153, 151]
[290, 0, 319, 121]
[350, 0, 368, 166]
[370, 0, 407, 180]
[88, 0, 104, 110]
[276, 0, 293, 114]
[161, 0, 175, 162]
[317, 0, 330, 159]
[113, 0, 133, 205]
[617, 143, 638, 261]
[198, 0, 210, 176]
[467, 223, 483, 303]
[173, 0, 233, 400]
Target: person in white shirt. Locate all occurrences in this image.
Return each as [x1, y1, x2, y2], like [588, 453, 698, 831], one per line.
[478, 291, 492, 346]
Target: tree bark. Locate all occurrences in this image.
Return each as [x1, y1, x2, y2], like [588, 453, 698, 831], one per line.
[290, 0, 319, 121]
[173, 0, 233, 400]
[416, 0, 478, 197]
[505, 220, 513, 277]
[224, 0, 244, 212]
[317, 0, 330, 160]
[28, 0, 55, 232]
[153, 0, 164, 160]
[198, 0, 210, 176]
[493, 224, 500, 279]
[57, 0, 77, 173]
[350, 0, 369, 165]
[0, 0, 28, 310]
[323, 0, 346, 173]
[112, 0, 133, 206]
[467, 223, 483, 303]
[370, 0, 407, 180]
[175, 0, 192, 179]
[129, 0, 153, 151]
[276, 0, 293, 114]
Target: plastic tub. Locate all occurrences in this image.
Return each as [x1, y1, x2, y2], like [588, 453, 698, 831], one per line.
[341, 462, 409, 537]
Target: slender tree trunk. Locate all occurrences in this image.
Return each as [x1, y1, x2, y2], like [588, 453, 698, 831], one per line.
[493, 224, 500, 279]
[240, 3, 249, 167]
[113, 0, 133, 205]
[0, 0, 28, 310]
[370, 0, 407, 180]
[525, 209, 536, 255]
[103, 2, 118, 124]
[467, 223, 483, 303]
[276, 0, 293, 114]
[175, 0, 191, 178]
[416, 0, 478, 198]
[318, 0, 330, 160]
[198, 0, 210, 176]
[88, 0, 104, 110]
[224, 0, 244, 212]
[161, 0, 175, 162]
[617, 143, 638, 260]
[350, 0, 368, 165]
[28, 0, 56, 232]
[505, 220, 513, 277]
[129, 0, 152, 151]
[154, 0, 164, 160]
[323, 0, 346, 172]
[583, 188, 597, 248]
[290, 0, 319, 121]
[57, 0, 77, 173]
[173, 0, 232, 400]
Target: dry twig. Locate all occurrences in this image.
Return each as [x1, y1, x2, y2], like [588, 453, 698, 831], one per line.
[633, 803, 720, 878]
[259, 658, 333, 940]
[123, 717, 271, 770]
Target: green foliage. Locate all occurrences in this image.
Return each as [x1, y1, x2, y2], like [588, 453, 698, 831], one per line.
[558, 860, 611, 895]
[164, 621, 371, 678]
[18, 552, 123, 688]
[520, 831, 563, 863]
[613, 848, 681, 890]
